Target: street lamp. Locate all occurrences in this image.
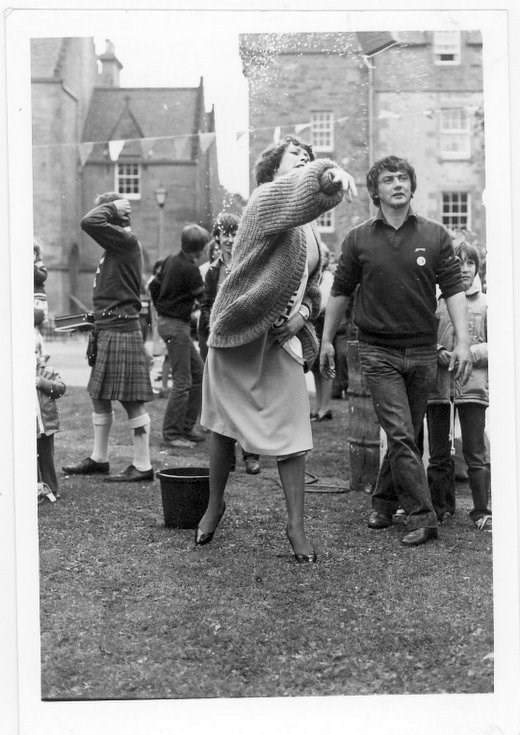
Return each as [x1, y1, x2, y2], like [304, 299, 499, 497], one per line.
[154, 185, 168, 258]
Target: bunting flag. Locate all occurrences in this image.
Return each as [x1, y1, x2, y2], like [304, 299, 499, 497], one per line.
[198, 132, 216, 153]
[378, 110, 401, 120]
[108, 139, 126, 162]
[173, 136, 190, 158]
[35, 103, 483, 168]
[140, 137, 156, 159]
[78, 142, 94, 167]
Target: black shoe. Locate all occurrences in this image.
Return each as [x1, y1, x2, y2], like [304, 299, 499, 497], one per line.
[286, 526, 317, 564]
[368, 510, 392, 529]
[62, 457, 110, 475]
[195, 503, 226, 546]
[400, 526, 438, 547]
[183, 430, 206, 443]
[244, 457, 261, 475]
[105, 465, 154, 483]
[316, 410, 333, 421]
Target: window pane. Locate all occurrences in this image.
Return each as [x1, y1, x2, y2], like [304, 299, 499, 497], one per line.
[116, 163, 141, 198]
[311, 111, 334, 150]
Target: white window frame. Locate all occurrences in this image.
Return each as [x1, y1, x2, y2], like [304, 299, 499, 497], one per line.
[440, 108, 471, 159]
[311, 111, 334, 153]
[115, 162, 141, 199]
[317, 209, 334, 233]
[442, 192, 471, 231]
[433, 30, 461, 65]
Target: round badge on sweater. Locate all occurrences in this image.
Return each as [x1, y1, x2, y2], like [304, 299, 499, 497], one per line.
[416, 256, 426, 266]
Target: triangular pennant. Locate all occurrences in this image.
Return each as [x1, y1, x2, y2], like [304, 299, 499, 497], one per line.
[78, 142, 94, 167]
[108, 139, 126, 162]
[294, 123, 310, 134]
[173, 136, 189, 158]
[199, 132, 216, 153]
[140, 138, 156, 158]
[378, 110, 401, 120]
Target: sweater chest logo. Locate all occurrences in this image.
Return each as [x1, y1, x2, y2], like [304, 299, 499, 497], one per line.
[415, 248, 426, 267]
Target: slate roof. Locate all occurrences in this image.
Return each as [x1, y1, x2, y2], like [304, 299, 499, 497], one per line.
[31, 38, 65, 78]
[82, 86, 202, 143]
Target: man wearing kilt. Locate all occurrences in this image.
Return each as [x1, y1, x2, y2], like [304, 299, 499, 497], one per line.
[62, 193, 154, 482]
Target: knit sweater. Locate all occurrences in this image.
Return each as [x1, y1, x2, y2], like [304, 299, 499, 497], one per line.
[208, 158, 344, 365]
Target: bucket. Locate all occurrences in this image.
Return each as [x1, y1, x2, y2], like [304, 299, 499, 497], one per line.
[157, 467, 210, 528]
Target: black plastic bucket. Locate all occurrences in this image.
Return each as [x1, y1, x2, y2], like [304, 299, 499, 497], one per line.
[157, 467, 210, 529]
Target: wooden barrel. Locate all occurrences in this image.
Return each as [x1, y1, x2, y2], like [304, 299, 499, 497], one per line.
[346, 341, 381, 493]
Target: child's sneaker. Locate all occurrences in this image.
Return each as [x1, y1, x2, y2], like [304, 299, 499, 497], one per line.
[392, 507, 407, 525]
[37, 482, 57, 504]
[474, 515, 492, 531]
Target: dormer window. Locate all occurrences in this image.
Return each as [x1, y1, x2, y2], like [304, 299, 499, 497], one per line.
[433, 30, 461, 65]
[115, 162, 141, 199]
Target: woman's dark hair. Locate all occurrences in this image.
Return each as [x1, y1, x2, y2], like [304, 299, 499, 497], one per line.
[212, 212, 240, 241]
[254, 135, 315, 186]
[455, 241, 480, 275]
[366, 156, 417, 207]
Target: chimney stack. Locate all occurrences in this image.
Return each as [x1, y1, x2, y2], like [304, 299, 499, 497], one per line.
[97, 39, 123, 87]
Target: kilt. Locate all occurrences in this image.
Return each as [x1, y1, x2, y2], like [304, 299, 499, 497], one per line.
[87, 327, 154, 402]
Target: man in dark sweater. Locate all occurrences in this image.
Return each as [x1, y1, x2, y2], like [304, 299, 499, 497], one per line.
[320, 156, 472, 547]
[62, 193, 154, 482]
[150, 224, 209, 448]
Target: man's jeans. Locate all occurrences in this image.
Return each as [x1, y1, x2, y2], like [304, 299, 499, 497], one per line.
[158, 316, 204, 441]
[427, 402, 491, 521]
[358, 342, 438, 531]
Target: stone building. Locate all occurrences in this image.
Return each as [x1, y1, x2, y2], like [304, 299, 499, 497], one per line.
[31, 38, 227, 318]
[239, 29, 485, 257]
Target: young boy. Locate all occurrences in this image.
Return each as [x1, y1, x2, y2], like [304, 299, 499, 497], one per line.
[36, 315, 66, 503]
[426, 241, 491, 530]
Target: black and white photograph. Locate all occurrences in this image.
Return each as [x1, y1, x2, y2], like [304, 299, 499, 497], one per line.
[2, 3, 520, 735]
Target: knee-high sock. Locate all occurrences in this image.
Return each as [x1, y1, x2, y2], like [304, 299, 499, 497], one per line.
[92, 411, 114, 462]
[128, 413, 151, 471]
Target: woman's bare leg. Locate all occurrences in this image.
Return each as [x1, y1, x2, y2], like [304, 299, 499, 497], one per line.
[278, 454, 314, 557]
[197, 431, 235, 534]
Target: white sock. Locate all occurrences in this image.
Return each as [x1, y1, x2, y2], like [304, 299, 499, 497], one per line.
[91, 412, 113, 463]
[128, 413, 151, 471]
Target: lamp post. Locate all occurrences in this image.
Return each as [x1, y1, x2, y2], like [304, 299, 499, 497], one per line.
[154, 185, 168, 259]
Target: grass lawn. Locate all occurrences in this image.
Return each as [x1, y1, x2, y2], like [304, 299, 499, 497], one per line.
[38, 386, 494, 700]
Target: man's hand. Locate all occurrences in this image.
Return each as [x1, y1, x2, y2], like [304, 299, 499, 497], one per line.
[449, 342, 473, 384]
[320, 340, 336, 379]
[113, 198, 132, 218]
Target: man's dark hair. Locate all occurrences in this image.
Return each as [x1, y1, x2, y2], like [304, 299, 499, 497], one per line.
[181, 224, 210, 255]
[212, 212, 240, 241]
[455, 241, 480, 275]
[254, 135, 315, 186]
[366, 156, 417, 207]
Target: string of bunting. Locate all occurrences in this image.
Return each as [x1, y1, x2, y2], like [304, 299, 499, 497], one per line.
[33, 104, 482, 166]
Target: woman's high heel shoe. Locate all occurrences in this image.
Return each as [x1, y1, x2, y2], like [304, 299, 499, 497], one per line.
[285, 526, 317, 564]
[195, 503, 226, 546]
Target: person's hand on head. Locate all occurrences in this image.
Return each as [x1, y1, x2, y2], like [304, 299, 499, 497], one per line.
[113, 198, 132, 219]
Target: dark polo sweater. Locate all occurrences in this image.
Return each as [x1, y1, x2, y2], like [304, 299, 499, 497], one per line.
[331, 209, 464, 348]
[151, 251, 203, 323]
